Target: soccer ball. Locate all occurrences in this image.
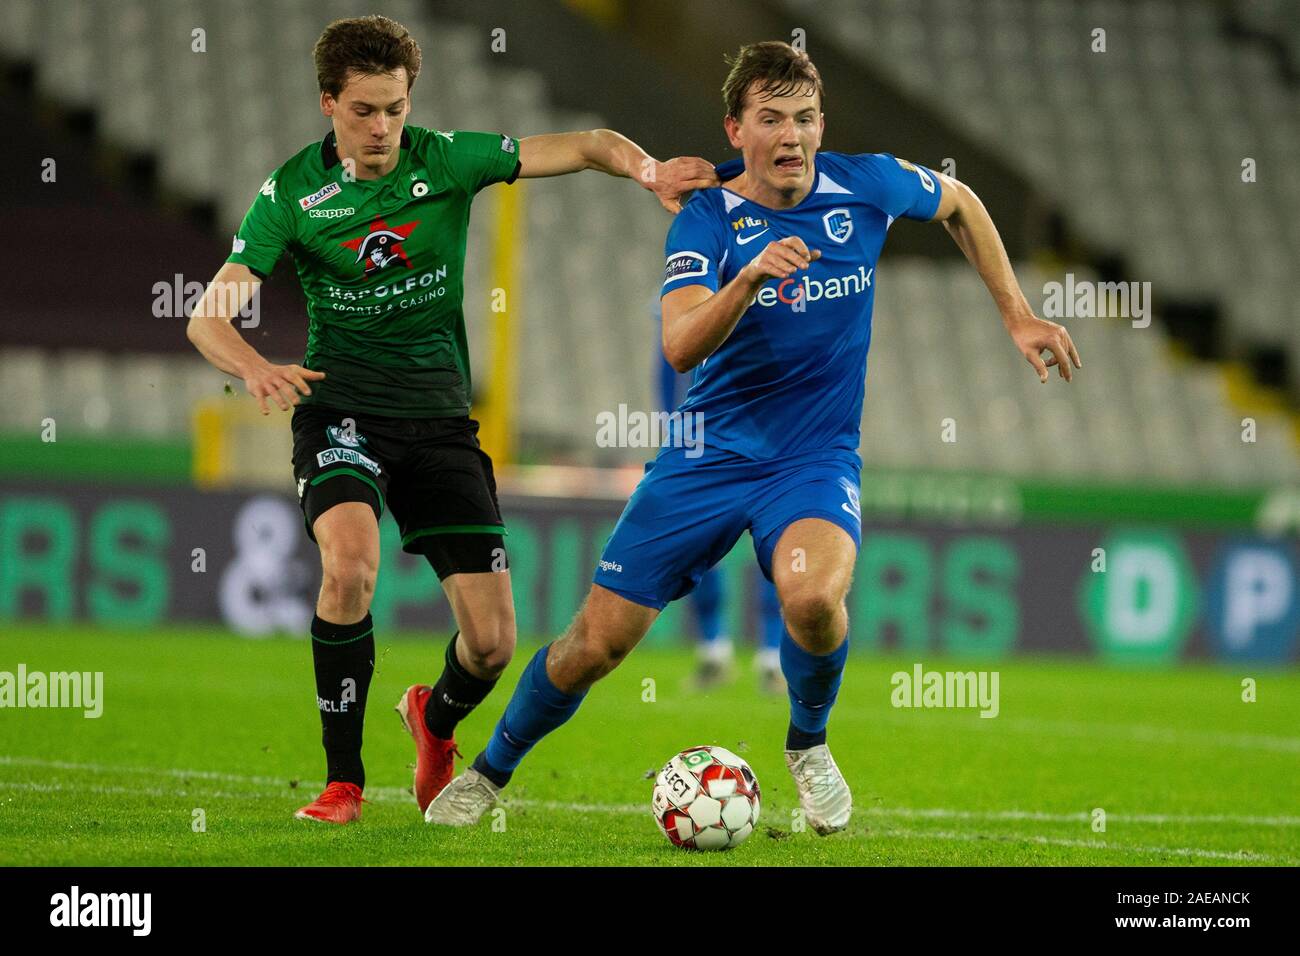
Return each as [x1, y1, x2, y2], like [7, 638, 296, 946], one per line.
[652, 745, 760, 850]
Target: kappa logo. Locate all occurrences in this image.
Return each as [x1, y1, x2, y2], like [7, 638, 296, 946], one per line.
[340, 217, 420, 274]
[298, 181, 341, 211]
[823, 207, 853, 243]
[296, 477, 307, 500]
[259, 177, 276, 202]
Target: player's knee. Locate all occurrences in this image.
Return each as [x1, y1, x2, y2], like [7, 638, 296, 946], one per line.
[320, 548, 378, 610]
[781, 589, 843, 647]
[459, 619, 516, 678]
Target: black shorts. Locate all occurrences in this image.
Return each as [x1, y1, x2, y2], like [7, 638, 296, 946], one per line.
[290, 404, 507, 579]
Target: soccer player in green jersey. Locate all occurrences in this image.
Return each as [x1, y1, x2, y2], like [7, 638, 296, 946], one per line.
[185, 15, 718, 824]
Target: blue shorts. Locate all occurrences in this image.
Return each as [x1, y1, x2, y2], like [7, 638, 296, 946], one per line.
[593, 448, 862, 610]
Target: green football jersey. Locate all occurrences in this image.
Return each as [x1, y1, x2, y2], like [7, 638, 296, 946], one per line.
[227, 125, 521, 418]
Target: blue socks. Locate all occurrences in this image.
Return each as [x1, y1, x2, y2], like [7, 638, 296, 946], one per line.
[780, 629, 849, 750]
[477, 644, 586, 787]
[472, 630, 849, 788]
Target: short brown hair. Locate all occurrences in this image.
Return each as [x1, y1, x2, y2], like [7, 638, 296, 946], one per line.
[313, 15, 422, 98]
[722, 41, 824, 120]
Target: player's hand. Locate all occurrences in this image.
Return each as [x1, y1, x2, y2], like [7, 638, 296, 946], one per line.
[645, 157, 720, 213]
[243, 362, 326, 414]
[1007, 313, 1082, 383]
[742, 236, 822, 284]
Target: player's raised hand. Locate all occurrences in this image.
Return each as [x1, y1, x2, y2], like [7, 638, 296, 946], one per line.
[1007, 313, 1082, 383]
[243, 361, 326, 414]
[742, 236, 822, 283]
[646, 157, 720, 213]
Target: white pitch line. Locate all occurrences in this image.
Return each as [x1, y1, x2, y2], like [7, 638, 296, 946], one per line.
[996, 717, 1300, 755]
[2, 779, 1289, 864]
[2, 767, 1294, 864]
[859, 806, 1300, 827]
[0, 779, 286, 802]
[870, 827, 1280, 863]
[4, 754, 1299, 829]
[880, 712, 1300, 754]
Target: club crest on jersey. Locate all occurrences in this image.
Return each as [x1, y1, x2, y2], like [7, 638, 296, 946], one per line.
[340, 218, 419, 274]
[299, 181, 341, 211]
[823, 208, 853, 243]
[326, 424, 366, 449]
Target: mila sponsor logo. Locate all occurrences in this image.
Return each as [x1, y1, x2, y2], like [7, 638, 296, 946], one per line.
[0, 665, 103, 718]
[890, 663, 999, 718]
[49, 886, 151, 936]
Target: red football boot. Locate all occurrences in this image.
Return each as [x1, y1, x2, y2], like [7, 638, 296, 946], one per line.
[395, 684, 462, 812]
[294, 781, 363, 824]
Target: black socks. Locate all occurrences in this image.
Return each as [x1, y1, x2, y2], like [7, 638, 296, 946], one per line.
[786, 723, 827, 751]
[423, 632, 499, 740]
[472, 751, 512, 788]
[310, 613, 375, 788]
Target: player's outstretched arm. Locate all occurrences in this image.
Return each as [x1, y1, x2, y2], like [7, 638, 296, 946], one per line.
[662, 236, 821, 372]
[931, 173, 1082, 383]
[517, 129, 718, 213]
[185, 261, 325, 415]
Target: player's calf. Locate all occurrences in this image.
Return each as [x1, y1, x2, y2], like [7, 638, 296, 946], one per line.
[303, 503, 381, 815]
[426, 586, 656, 826]
[398, 571, 517, 813]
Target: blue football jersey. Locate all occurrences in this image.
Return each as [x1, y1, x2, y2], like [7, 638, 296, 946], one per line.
[659, 151, 942, 460]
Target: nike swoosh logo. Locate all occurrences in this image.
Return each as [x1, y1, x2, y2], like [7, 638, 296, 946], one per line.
[736, 230, 769, 245]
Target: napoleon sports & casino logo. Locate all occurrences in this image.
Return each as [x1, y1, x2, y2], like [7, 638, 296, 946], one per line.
[341, 217, 420, 274]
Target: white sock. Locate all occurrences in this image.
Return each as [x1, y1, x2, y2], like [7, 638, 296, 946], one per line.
[698, 638, 734, 664]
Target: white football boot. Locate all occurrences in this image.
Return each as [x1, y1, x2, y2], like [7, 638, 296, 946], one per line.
[784, 744, 852, 835]
[424, 767, 501, 826]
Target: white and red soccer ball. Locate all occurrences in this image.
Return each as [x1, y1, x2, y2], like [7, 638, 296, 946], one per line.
[652, 745, 761, 850]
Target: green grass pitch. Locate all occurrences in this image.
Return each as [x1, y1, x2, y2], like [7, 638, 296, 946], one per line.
[1, 623, 1296, 866]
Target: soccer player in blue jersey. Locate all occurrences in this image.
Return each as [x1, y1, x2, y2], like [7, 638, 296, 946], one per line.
[428, 41, 1081, 833]
[653, 298, 786, 694]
